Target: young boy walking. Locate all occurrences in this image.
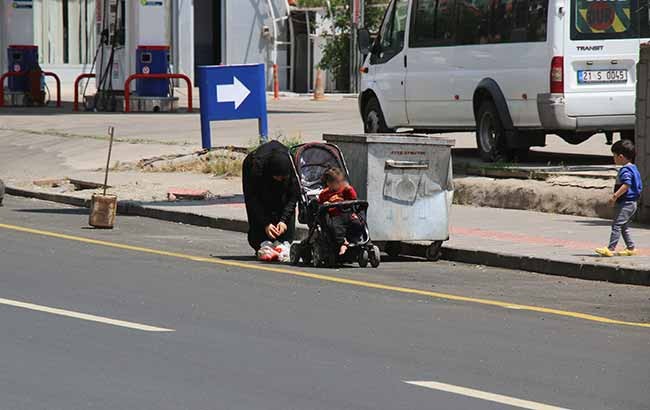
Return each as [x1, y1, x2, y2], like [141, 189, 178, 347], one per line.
[595, 140, 643, 257]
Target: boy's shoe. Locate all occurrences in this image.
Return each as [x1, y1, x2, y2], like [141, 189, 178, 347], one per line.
[595, 247, 615, 257]
[617, 248, 638, 257]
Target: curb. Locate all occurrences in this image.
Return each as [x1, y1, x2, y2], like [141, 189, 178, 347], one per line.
[6, 186, 649, 286]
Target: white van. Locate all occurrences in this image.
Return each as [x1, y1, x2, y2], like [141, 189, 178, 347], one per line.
[357, 0, 645, 161]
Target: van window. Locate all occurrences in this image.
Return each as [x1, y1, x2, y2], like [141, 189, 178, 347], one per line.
[373, 0, 409, 63]
[456, 0, 548, 45]
[528, 0, 548, 41]
[571, 0, 638, 40]
[410, 0, 455, 47]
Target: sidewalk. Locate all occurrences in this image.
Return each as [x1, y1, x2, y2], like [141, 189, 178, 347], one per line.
[7, 185, 650, 286]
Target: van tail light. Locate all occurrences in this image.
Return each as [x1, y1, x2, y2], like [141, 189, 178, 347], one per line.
[550, 56, 564, 94]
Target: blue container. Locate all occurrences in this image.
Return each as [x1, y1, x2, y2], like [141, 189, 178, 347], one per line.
[7, 45, 39, 92]
[135, 45, 170, 97]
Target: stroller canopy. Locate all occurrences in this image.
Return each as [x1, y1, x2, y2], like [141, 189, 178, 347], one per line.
[293, 143, 348, 192]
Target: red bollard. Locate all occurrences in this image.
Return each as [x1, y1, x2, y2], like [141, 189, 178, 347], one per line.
[273, 64, 280, 100]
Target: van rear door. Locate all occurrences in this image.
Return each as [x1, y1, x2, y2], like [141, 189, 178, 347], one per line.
[564, 0, 639, 117]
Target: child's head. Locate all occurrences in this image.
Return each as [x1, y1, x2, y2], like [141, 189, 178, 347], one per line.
[322, 167, 346, 191]
[611, 139, 635, 165]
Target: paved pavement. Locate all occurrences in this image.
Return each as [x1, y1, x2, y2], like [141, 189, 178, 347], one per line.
[0, 196, 649, 410]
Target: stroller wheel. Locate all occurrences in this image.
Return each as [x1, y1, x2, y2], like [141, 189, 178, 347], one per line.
[302, 247, 312, 265]
[369, 245, 381, 268]
[290, 243, 301, 265]
[311, 246, 321, 268]
[358, 249, 369, 268]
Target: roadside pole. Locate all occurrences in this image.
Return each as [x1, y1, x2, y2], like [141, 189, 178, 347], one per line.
[350, 0, 364, 93]
[635, 45, 650, 222]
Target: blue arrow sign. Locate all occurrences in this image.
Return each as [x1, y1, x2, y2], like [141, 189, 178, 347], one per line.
[217, 77, 250, 109]
[197, 64, 268, 149]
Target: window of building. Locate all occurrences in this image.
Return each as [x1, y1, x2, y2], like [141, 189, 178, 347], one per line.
[33, 0, 97, 65]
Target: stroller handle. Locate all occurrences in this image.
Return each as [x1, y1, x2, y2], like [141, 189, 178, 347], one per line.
[318, 200, 369, 215]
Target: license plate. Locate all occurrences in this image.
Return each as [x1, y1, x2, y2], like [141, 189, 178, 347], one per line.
[578, 69, 628, 84]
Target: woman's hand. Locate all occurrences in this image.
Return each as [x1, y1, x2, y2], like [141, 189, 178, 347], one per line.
[265, 224, 279, 239]
[276, 222, 288, 236]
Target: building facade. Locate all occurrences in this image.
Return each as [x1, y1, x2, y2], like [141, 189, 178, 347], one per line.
[1, 0, 318, 91]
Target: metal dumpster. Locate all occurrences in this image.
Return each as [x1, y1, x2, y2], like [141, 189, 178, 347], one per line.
[323, 134, 454, 260]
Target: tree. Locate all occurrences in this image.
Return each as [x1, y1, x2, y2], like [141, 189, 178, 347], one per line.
[296, 0, 389, 91]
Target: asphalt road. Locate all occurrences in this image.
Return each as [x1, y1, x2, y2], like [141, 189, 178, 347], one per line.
[0, 196, 648, 410]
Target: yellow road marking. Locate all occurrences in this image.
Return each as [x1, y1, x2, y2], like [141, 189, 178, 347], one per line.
[1, 222, 649, 329]
[0, 297, 173, 332]
[405, 381, 571, 410]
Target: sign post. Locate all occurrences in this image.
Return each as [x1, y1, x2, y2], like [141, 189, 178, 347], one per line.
[197, 64, 268, 149]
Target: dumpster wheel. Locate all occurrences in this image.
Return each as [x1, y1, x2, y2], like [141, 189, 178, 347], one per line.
[426, 241, 443, 261]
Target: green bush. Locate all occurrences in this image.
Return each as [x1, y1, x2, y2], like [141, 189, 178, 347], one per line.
[296, 0, 388, 91]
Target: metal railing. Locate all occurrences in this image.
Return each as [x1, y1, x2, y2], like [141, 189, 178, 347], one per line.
[0, 71, 61, 108]
[73, 73, 96, 111]
[123, 73, 193, 113]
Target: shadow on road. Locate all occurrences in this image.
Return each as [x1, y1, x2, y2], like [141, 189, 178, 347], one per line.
[14, 207, 89, 215]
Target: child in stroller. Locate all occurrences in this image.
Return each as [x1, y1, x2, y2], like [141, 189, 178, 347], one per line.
[288, 143, 380, 268]
[318, 167, 364, 256]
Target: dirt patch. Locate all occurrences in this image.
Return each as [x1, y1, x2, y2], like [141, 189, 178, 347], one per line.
[142, 150, 246, 177]
[454, 176, 614, 219]
[105, 148, 247, 177]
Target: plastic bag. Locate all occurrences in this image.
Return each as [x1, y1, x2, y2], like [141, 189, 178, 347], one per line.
[257, 241, 291, 263]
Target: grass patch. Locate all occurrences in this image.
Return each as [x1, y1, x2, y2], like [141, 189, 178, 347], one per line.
[144, 149, 244, 177]
[247, 132, 305, 152]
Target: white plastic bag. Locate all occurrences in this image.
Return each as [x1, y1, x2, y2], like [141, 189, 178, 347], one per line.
[257, 241, 291, 263]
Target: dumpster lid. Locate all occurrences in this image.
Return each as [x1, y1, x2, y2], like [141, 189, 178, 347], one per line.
[323, 133, 455, 146]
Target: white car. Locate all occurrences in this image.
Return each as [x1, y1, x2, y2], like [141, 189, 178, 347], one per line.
[357, 0, 644, 161]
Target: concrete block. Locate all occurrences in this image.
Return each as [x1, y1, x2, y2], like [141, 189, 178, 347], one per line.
[638, 62, 648, 100]
[167, 188, 210, 201]
[638, 47, 650, 223]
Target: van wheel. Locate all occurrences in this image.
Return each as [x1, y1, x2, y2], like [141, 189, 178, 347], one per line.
[364, 97, 392, 133]
[476, 100, 509, 162]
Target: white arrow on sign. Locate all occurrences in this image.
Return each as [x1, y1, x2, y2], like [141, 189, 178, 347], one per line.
[216, 76, 251, 109]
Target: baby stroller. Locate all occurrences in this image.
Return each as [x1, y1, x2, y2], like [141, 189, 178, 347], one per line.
[289, 143, 380, 268]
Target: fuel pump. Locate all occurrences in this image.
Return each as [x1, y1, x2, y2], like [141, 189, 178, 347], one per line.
[0, 0, 46, 106]
[86, 0, 174, 112]
[92, 0, 127, 111]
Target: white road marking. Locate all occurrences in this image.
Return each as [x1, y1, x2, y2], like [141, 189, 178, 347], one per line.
[404, 381, 571, 410]
[0, 297, 174, 332]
